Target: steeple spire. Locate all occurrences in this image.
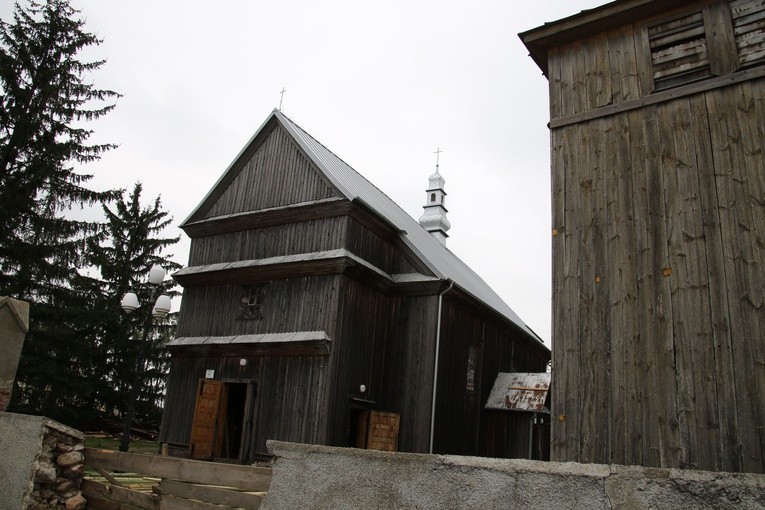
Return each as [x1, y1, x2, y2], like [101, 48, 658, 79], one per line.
[418, 148, 451, 246]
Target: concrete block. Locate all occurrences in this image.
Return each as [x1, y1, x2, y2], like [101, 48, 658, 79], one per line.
[0, 413, 46, 510]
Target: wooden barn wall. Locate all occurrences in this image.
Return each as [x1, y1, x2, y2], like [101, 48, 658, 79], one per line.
[175, 276, 340, 338]
[550, 79, 765, 473]
[159, 354, 328, 460]
[345, 218, 419, 275]
[203, 124, 338, 219]
[433, 297, 549, 458]
[383, 295, 439, 453]
[323, 277, 394, 448]
[187, 217, 348, 267]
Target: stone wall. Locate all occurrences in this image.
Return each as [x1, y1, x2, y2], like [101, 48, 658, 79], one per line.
[262, 441, 765, 510]
[0, 413, 87, 510]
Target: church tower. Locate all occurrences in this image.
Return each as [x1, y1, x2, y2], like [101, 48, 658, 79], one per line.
[418, 154, 450, 246]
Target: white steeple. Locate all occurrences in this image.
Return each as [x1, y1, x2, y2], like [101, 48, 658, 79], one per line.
[418, 150, 451, 246]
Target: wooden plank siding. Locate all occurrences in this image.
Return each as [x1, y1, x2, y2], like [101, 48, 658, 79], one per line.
[160, 357, 258, 450]
[324, 277, 394, 449]
[175, 276, 339, 338]
[160, 353, 329, 460]
[250, 354, 329, 456]
[203, 124, 338, 219]
[544, 1, 755, 122]
[384, 296, 439, 453]
[346, 217, 421, 275]
[187, 217, 348, 267]
[434, 296, 549, 458]
[533, 0, 765, 473]
[548, 80, 765, 472]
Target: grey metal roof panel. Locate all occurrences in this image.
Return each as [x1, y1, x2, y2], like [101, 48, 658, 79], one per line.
[274, 110, 542, 344]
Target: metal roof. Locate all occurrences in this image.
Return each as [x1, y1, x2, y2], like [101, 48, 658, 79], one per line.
[485, 372, 551, 412]
[273, 110, 543, 345]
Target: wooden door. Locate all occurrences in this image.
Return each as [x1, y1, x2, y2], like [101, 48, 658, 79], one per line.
[189, 379, 228, 459]
[366, 411, 400, 452]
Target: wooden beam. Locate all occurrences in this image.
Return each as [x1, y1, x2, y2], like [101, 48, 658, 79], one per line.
[82, 479, 159, 510]
[160, 480, 264, 509]
[84, 449, 272, 492]
[173, 256, 348, 287]
[182, 198, 351, 238]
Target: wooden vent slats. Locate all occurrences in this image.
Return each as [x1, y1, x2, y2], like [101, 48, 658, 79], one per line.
[730, 0, 765, 66]
[648, 11, 711, 90]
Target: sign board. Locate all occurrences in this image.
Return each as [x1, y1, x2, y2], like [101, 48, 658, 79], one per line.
[484, 372, 551, 412]
[205, 369, 215, 379]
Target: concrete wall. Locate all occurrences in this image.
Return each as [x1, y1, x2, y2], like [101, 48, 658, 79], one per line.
[0, 413, 86, 510]
[262, 441, 765, 510]
[0, 297, 29, 411]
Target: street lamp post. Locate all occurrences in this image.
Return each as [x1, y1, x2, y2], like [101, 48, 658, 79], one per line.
[119, 265, 172, 452]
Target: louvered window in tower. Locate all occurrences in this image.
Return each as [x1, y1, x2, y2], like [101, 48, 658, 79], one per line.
[648, 11, 711, 90]
[729, 0, 765, 68]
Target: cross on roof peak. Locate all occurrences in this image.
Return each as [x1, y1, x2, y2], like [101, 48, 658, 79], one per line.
[278, 87, 287, 111]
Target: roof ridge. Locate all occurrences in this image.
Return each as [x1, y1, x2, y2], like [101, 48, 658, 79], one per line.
[276, 110, 359, 177]
[275, 110, 440, 242]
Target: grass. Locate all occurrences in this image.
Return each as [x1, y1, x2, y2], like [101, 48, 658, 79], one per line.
[85, 435, 160, 455]
[84, 435, 163, 492]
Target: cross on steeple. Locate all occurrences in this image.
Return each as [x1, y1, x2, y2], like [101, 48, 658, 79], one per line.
[278, 87, 287, 110]
[434, 147, 443, 169]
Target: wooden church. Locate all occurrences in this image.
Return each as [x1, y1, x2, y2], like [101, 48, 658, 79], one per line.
[159, 109, 550, 462]
[522, 0, 765, 473]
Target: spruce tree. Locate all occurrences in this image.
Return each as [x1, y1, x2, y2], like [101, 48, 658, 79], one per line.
[88, 183, 181, 431]
[0, 0, 120, 297]
[0, 0, 120, 426]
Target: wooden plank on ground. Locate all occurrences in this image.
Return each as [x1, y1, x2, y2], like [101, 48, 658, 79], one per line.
[160, 479, 264, 509]
[160, 494, 238, 510]
[86, 494, 142, 510]
[85, 448, 272, 492]
[82, 479, 159, 510]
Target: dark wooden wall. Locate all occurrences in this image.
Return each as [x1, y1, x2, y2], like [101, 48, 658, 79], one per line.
[323, 277, 394, 448]
[188, 217, 348, 266]
[384, 296, 438, 453]
[203, 124, 337, 219]
[346, 218, 420, 275]
[433, 296, 549, 458]
[175, 276, 340, 338]
[545, 0, 765, 473]
[159, 353, 329, 460]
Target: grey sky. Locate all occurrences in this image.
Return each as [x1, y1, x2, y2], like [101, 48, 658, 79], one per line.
[3, 0, 604, 344]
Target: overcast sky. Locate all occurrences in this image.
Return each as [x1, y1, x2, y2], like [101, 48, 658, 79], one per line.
[4, 0, 605, 345]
